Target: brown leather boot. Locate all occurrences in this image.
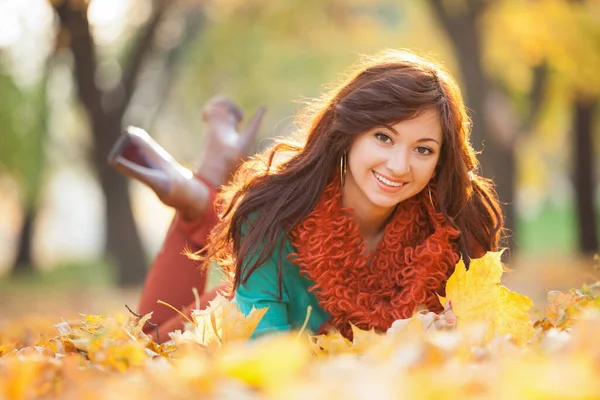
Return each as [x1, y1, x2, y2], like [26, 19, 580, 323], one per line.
[108, 96, 265, 220]
[108, 126, 210, 221]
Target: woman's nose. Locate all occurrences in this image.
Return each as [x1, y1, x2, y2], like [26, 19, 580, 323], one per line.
[386, 150, 410, 176]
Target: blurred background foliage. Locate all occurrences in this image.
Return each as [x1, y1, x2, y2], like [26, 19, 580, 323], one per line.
[0, 0, 598, 298]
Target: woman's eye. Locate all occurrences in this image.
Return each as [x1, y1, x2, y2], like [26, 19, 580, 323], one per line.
[416, 146, 433, 155]
[375, 132, 392, 143]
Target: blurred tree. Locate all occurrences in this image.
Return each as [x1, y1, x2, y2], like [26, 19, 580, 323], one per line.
[569, 1, 599, 254]
[0, 65, 49, 275]
[426, 0, 520, 251]
[50, 0, 205, 286]
[484, 0, 600, 253]
[13, 72, 50, 274]
[573, 96, 598, 253]
[428, 0, 599, 254]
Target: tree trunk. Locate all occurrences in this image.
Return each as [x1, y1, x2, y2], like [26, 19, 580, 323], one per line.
[101, 164, 148, 286]
[53, 1, 171, 286]
[573, 97, 599, 254]
[93, 115, 148, 286]
[10, 58, 51, 276]
[13, 207, 36, 275]
[427, 0, 516, 251]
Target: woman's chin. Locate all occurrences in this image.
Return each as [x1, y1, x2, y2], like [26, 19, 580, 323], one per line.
[364, 194, 405, 213]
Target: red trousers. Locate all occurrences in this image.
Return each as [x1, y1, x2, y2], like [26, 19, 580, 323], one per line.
[137, 196, 226, 341]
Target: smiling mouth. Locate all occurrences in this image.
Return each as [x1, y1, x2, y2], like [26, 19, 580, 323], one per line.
[373, 171, 406, 188]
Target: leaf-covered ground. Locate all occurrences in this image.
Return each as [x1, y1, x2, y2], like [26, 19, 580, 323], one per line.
[1, 253, 600, 400]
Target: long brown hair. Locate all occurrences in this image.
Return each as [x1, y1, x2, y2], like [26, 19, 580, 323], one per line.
[204, 50, 503, 291]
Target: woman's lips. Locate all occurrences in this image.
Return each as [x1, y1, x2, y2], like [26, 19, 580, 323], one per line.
[373, 171, 406, 193]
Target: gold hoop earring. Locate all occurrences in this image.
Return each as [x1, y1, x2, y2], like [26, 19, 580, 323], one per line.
[428, 185, 435, 208]
[340, 153, 347, 187]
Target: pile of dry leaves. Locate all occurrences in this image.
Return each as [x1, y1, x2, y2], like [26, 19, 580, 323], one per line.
[2, 252, 600, 399]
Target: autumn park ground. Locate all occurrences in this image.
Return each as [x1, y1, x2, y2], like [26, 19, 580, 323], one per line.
[1, 220, 600, 398]
[0, 252, 597, 332]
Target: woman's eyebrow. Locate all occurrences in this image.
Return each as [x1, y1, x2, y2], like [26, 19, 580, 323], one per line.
[382, 125, 440, 145]
[383, 124, 398, 134]
[417, 138, 440, 145]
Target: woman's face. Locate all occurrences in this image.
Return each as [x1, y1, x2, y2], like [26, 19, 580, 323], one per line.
[343, 108, 443, 216]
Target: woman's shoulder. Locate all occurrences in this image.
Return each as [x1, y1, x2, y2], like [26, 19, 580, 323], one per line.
[238, 215, 298, 278]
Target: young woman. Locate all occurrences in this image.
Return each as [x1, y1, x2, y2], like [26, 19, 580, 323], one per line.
[204, 50, 503, 339]
[115, 50, 502, 341]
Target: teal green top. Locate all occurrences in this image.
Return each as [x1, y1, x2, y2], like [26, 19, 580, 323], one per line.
[234, 234, 330, 337]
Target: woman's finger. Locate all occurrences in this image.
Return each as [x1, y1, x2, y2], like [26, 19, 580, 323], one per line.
[433, 318, 456, 331]
[444, 308, 456, 325]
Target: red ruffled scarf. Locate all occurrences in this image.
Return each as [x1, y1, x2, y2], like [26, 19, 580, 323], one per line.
[288, 181, 461, 339]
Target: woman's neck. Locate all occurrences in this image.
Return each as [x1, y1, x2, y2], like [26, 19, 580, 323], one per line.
[341, 189, 394, 250]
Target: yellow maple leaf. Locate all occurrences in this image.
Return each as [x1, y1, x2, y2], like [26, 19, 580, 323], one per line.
[88, 340, 147, 373]
[171, 294, 267, 347]
[309, 330, 353, 357]
[308, 324, 384, 357]
[0, 343, 15, 357]
[539, 289, 600, 330]
[545, 290, 584, 328]
[443, 251, 534, 344]
[350, 324, 383, 353]
[216, 334, 310, 393]
[1, 356, 61, 400]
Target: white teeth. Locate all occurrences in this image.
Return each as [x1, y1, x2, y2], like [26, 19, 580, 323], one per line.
[374, 172, 404, 187]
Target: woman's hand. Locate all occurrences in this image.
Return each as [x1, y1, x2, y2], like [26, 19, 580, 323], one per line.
[387, 302, 456, 334]
[197, 95, 266, 188]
